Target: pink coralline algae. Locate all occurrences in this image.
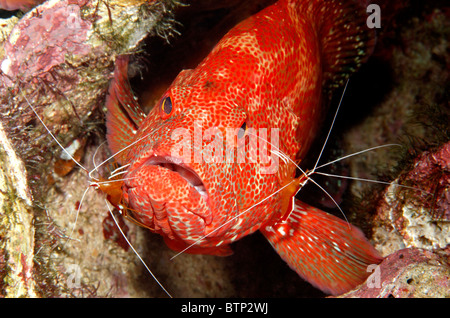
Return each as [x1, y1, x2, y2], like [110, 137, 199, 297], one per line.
[373, 142, 450, 255]
[339, 247, 450, 298]
[353, 143, 450, 298]
[1, 0, 91, 86]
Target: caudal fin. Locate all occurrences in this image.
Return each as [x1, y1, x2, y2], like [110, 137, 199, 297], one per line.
[261, 200, 382, 295]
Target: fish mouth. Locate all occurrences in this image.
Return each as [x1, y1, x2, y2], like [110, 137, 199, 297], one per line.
[146, 155, 208, 200]
[122, 154, 212, 239]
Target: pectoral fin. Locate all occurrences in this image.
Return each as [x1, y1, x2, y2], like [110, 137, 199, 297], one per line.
[261, 200, 382, 295]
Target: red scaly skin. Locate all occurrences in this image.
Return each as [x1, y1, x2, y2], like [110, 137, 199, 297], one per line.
[106, 0, 382, 295]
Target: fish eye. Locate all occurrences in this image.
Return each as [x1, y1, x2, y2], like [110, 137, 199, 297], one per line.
[237, 121, 247, 139]
[160, 96, 173, 116]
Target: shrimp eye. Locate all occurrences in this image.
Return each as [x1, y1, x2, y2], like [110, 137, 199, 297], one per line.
[160, 96, 173, 116]
[237, 121, 247, 139]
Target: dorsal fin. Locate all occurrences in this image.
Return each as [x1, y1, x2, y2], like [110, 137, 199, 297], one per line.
[315, 0, 376, 92]
[105, 55, 147, 164]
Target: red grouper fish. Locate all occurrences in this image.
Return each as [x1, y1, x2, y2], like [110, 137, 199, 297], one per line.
[104, 0, 382, 295]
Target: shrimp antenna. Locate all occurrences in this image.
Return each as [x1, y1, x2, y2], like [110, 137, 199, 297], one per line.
[20, 88, 88, 173]
[312, 78, 349, 174]
[105, 199, 173, 298]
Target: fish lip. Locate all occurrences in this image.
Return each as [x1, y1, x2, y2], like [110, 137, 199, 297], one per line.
[144, 154, 209, 200]
[124, 153, 212, 238]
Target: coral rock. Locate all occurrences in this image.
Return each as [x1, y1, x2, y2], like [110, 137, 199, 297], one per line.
[373, 142, 450, 256]
[339, 247, 450, 298]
